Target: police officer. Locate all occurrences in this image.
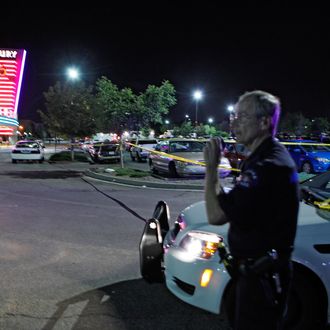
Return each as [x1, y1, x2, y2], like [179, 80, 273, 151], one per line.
[204, 90, 299, 330]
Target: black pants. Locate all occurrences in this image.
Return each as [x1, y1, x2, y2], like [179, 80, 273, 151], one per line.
[233, 260, 292, 330]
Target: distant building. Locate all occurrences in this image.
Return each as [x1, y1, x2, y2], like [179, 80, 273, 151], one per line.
[0, 48, 26, 144]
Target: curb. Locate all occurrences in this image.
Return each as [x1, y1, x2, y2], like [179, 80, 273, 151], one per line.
[84, 169, 204, 190]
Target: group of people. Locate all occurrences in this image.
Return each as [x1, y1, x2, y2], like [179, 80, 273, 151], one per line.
[204, 90, 299, 329]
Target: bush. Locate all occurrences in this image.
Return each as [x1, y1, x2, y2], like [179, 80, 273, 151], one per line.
[49, 151, 90, 162]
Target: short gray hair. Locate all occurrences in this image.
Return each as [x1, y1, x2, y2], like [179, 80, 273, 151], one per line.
[238, 90, 281, 136]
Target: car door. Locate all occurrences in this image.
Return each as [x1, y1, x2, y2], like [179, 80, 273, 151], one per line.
[287, 145, 304, 169]
[153, 141, 170, 172]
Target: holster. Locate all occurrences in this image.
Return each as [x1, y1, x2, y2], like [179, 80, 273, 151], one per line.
[237, 250, 283, 306]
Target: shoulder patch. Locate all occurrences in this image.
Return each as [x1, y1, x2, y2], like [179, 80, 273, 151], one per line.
[236, 169, 258, 188]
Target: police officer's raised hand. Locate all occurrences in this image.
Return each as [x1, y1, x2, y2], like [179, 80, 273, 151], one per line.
[204, 137, 222, 171]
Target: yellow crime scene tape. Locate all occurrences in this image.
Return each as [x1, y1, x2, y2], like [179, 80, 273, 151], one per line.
[125, 140, 330, 174]
[314, 199, 330, 210]
[126, 141, 239, 173]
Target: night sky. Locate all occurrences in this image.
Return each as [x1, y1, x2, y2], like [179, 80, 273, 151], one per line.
[2, 3, 329, 124]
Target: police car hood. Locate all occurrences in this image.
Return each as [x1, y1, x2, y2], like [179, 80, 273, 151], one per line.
[178, 200, 229, 238]
[179, 198, 330, 240]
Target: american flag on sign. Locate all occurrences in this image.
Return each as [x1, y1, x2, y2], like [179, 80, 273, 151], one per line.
[0, 49, 26, 123]
[0, 125, 15, 135]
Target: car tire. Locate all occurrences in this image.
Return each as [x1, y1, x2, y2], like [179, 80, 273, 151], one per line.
[301, 161, 313, 174]
[168, 162, 178, 178]
[285, 268, 327, 330]
[12, 159, 17, 164]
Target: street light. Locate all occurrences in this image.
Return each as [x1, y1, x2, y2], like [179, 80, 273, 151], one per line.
[65, 66, 80, 160]
[193, 90, 203, 126]
[66, 67, 80, 81]
[227, 105, 234, 112]
[227, 104, 235, 137]
[18, 125, 24, 139]
[208, 117, 214, 124]
[165, 119, 170, 125]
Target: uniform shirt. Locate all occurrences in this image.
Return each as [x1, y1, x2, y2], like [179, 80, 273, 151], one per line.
[218, 137, 299, 259]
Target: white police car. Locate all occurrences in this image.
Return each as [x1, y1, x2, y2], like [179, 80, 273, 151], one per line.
[11, 140, 45, 163]
[140, 179, 330, 329]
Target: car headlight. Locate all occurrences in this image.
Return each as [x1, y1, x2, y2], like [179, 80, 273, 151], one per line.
[315, 157, 330, 163]
[179, 231, 223, 259]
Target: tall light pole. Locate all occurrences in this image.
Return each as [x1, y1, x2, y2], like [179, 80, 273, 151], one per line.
[193, 90, 203, 126]
[66, 66, 80, 160]
[227, 104, 234, 137]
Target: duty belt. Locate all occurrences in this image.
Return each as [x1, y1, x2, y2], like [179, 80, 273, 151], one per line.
[218, 247, 284, 301]
[218, 244, 289, 278]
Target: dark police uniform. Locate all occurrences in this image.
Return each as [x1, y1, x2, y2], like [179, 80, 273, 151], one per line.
[218, 137, 299, 330]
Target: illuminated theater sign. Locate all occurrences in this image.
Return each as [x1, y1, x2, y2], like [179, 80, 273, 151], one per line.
[0, 48, 26, 136]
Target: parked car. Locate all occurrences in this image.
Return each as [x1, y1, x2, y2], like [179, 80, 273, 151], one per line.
[223, 139, 250, 170]
[130, 138, 158, 162]
[149, 138, 232, 178]
[89, 142, 121, 163]
[35, 139, 45, 148]
[124, 137, 137, 152]
[80, 140, 94, 152]
[11, 140, 45, 163]
[284, 140, 330, 174]
[140, 175, 330, 329]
